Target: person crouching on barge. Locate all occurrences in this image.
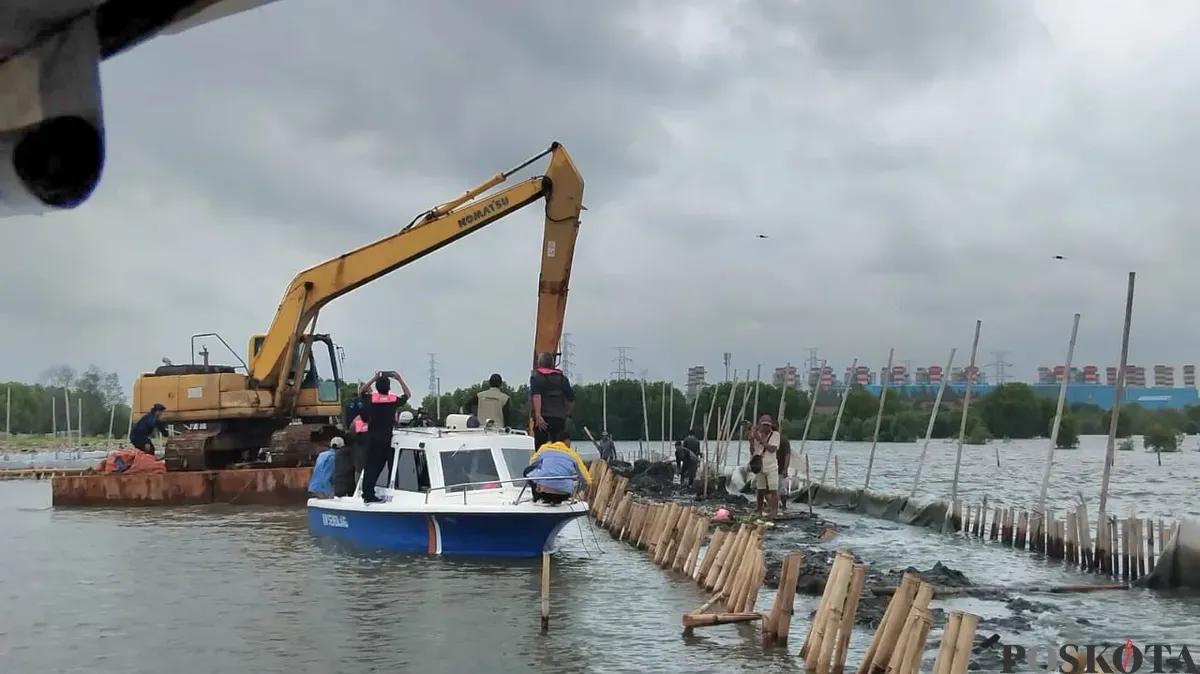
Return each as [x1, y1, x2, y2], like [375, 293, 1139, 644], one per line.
[523, 430, 591, 504]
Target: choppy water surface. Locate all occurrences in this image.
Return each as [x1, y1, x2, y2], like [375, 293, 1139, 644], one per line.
[3, 437, 1200, 673]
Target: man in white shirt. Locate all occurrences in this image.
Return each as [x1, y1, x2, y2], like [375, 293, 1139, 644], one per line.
[750, 414, 780, 518]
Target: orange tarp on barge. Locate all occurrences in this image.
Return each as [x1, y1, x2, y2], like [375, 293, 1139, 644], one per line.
[93, 449, 167, 475]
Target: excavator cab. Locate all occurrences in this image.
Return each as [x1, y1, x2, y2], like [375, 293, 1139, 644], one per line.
[249, 333, 344, 409]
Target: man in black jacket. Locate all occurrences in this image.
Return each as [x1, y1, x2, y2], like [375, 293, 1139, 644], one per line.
[129, 403, 168, 455]
[530, 352, 574, 448]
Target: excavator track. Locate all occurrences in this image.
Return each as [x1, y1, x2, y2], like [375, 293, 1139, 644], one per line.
[163, 428, 224, 472]
[268, 423, 341, 467]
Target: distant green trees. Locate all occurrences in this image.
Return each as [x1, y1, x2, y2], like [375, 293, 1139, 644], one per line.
[1, 365, 131, 437]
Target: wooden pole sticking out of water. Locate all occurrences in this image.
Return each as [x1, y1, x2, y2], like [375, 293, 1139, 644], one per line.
[864, 348, 894, 491]
[752, 364, 762, 427]
[4, 385, 9, 437]
[64, 389, 71, 439]
[107, 404, 116, 439]
[52, 396, 57, 437]
[951, 320, 982, 505]
[729, 375, 753, 469]
[602, 379, 608, 434]
[911, 348, 956, 498]
[797, 360, 825, 460]
[1038, 313, 1081, 515]
[660, 381, 667, 457]
[668, 382, 674, 447]
[640, 378, 650, 461]
[687, 384, 703, 434]
[77, 398, 82, 442]
[540, 551, 551, 631]
[1097, 272, 1135, 557]
[716, 374, 740, 469]
[819, 357, 856, 488]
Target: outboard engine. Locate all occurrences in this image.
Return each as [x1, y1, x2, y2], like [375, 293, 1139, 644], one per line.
[0, 16, 104, 218]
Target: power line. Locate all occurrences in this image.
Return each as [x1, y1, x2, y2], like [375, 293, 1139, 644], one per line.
[427, 353, 438, 396]
[984, 350, 1014, 384]
[611, 346, 635, 380]
[559, 333, 575, 379]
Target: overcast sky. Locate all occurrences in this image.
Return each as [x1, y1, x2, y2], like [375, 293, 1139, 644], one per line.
[2, 0, 1199, 397]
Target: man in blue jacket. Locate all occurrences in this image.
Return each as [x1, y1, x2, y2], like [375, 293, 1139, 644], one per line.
[130, 403, 168, 455]
[308, 437, 341, 498]
[523, 430, 592, 504]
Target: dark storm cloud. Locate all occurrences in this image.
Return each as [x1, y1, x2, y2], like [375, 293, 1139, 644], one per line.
[2, 0, 1200, 392]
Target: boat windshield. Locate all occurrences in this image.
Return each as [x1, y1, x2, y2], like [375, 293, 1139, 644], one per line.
[440, 448, 502, 492]
[500, 447, 533, 481]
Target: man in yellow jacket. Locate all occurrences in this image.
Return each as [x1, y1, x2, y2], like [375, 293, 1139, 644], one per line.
[524, 430, 592, 504]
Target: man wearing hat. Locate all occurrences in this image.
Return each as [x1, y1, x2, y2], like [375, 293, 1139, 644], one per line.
[749, 414, 781, 518]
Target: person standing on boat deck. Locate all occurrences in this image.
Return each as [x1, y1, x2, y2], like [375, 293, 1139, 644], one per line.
[523, 430, 591, 504]
[775, 422, 792, 511]
[357, 371, 411, 503]
[749, 414, 781, 518]
[597, 431, 617, 463]
[471, 374, 512, 428]
[530, 353, 574, 448]
[130, 403, 168, 455]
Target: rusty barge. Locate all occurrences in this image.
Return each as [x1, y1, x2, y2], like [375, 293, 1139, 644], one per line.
[50, 466, 313, 506]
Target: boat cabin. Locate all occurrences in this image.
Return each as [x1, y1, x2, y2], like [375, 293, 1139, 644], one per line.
[363, 414, 542, 505]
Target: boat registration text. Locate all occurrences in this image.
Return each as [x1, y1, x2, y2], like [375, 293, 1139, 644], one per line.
[321, 513, 349, 528]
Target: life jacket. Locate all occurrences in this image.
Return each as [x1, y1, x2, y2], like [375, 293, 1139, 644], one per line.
[371, 392, 397, 403]
[476, 387, 509, 428]
[531, 367, 568, 419]
[352, 416, 368, 433]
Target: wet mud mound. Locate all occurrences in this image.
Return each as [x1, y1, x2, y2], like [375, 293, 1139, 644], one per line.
[615, 460, 746, 506]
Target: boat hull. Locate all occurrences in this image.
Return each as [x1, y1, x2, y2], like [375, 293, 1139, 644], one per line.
[307, 504, 585, 558]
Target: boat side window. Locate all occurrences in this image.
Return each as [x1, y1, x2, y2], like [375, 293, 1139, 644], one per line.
[440, 449, 501, 492]
[501, 448, 533, 482]
[392, 448, 429, 492]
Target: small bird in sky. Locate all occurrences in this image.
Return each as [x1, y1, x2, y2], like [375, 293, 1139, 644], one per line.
[756, 234, 769, 239]
[1053, 255, 1066, 260]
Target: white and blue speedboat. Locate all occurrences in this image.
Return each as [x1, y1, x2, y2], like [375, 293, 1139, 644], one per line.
[307, 415, 588, 558]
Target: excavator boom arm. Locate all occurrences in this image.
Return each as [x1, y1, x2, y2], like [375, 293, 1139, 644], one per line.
[248, 142, 584, 388]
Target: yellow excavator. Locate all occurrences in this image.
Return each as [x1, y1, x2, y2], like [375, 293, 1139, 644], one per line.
[131, 142, 584, 471]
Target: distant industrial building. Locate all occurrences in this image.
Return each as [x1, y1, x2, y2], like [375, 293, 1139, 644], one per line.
[1153, 365, 1175, 387]
[860, 383, 1200, 410]
[773, 364, 800, 389]
[686, 366, 706, 398]
[1186, 365, 1197, 387]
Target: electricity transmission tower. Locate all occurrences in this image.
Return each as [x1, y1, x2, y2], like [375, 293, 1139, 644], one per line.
[559, 333, 575, 379]
[723, 352, 732, 381]
[985, 350, 1014, 384]
[427, 353, 438, 395]
[611, 347, 635, 380]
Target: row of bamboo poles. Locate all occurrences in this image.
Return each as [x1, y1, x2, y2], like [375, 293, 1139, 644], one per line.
[588, 460, 981, 671]
[945, 497, 1175, 582]
[587, 460, 769, 628]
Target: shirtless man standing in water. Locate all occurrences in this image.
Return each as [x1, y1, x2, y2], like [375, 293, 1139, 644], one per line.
[750, 414, 781, 518]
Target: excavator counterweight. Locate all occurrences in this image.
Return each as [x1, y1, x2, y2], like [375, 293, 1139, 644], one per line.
[131, 143, 585, 470]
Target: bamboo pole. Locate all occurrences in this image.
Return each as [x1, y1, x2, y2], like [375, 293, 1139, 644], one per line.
[727, 376, 752, 469]
[797, 359, 825, 462]
[540, 551, 551, 631]
[77, 397, 82, 442]
[864, 348, 894, 491]
[660, 381, 667, 457]
[819, 357, 857, 487]
[932, 611, 962, 674]
[64, 388, 71, 438]
[602, 379, 608, 434]
[107, 404, 116, 439]
[4, 385, 9, 437]
[640, 378, 650, 461]
[668, 383, 675, 447]
[911, 348, 956, 498]
[687, 384, 702, 433]
[752, 364, 762, 430]
[858, 573, 919, 674]
[764, 551, 803, 646]
[1097, 272, 1135, 565]
[1038, 313, 1081, 515]
[948, 612, 979, 674]
[52, 396, 56, 437]
[950, 320, 982, 506]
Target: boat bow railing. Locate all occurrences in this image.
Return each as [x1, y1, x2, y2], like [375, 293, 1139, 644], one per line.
[424, 475, 585, 505]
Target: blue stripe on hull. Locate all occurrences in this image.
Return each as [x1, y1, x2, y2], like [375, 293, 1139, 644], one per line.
[307, 506, 583, 558]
